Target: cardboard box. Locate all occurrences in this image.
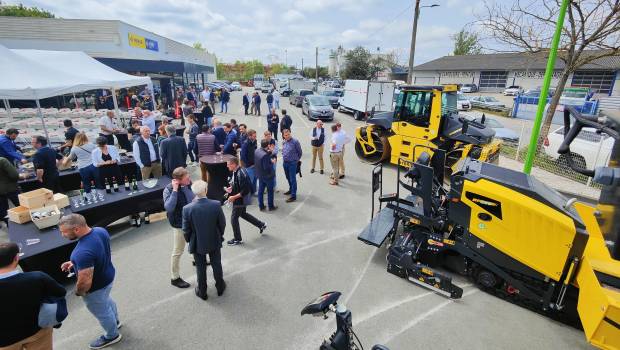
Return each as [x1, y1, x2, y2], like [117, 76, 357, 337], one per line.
[7, 206, 32, 224]
[18, 188, 54, 209]
[30, 205, 61, 230]
[52, 193, 69, 209]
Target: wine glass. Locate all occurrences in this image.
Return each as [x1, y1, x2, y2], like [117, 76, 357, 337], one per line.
[17, 243, 24, 257]
[72, 198, 80, 208]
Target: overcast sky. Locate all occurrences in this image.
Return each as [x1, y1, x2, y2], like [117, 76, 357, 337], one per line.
[13, 0, 485, 66]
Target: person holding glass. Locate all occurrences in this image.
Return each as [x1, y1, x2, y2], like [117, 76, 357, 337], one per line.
[63, 132, 100, 192]
[92, 136, 122, 187]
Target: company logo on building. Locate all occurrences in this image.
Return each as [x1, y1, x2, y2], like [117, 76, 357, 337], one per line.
[128, 33, 159, 52]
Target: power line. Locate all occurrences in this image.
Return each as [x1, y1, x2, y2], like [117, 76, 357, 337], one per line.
[366, 1, 415, 41]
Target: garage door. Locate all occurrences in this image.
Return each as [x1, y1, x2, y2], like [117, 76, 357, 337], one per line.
[479, 71, 508, 90]
[571, 70, 615, 94]
[414, 76, 436, 85]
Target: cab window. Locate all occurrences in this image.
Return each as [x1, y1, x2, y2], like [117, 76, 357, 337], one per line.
[395, 91, 433, 127]
[442, 92, 458, 117]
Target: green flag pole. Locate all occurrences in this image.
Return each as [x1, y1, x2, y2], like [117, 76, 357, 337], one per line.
[523, 0, 570, 174]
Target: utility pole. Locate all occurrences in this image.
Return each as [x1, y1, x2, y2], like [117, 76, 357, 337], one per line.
[302, 58, 304, 73]
[285, 49, 288, 72]
[407, 0, 421, 85]
[315, 46, 319, 92]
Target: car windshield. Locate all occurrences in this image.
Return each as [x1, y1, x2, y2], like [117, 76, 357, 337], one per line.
[486, 97, 499, 102]
[308, 96, 330, 106]
[300, 90, 314, 96]
[507, 86, 519, 89]
[322, 91, 338, 96]
[457, 94, 468, 101]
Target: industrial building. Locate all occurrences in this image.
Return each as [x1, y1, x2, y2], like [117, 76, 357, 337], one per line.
[0, 16, 217, 106]
[409, 51, 619, 96]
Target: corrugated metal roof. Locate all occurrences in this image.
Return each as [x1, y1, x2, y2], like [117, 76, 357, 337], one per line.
[414, 51, 620, 71]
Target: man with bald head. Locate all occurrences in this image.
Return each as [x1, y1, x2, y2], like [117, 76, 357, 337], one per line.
[132, 126, 162, 179]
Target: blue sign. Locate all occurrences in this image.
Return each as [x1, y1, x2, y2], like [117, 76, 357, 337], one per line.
[145, 38, 159, 52]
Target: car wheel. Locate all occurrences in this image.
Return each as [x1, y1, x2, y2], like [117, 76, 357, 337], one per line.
[354, 111, 362, 120]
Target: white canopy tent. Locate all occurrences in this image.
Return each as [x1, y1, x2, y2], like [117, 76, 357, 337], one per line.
[0, 44, 153, 138]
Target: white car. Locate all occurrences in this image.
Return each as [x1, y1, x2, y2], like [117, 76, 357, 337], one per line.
[230, 82, 241, 91]
[543, 126, 614, 170]
[503, 85, 523, 96]
[457, 93, 471, 111]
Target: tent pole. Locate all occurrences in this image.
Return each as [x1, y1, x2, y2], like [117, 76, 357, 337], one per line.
[73, 92, 79, 109]
[35, 99, 49, 140]
[4, 99, 12, 122]
[111, 88, 123, 128]
[148, 82, 155, 111]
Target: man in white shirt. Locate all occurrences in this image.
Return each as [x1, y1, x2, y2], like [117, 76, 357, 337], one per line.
[272, 90, 281, 110]
[329, 124, 351, 186]
[336, 122, 349, 179]
[99, 111, 121, 145]
[201, 88, 210, 107]
[132, 126, 162, 180]
[141, 110, 157, 136]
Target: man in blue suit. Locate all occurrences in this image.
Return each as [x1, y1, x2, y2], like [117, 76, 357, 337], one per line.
[211, 119, 227, 153]
[182, 180, 227, 300]
[222, 123, 238, 155]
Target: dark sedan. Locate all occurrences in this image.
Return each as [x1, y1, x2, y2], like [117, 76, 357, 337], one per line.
[302, 95, 334, 121]
[289, 89, 314, 107]
[321, 90, 343, 108]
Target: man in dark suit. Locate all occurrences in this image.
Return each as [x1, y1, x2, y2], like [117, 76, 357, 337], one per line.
[242, 93, 250, 115]
[211, 119, 227, 152]
[159, 125, 188, 177]
[182, 180, 227, 300]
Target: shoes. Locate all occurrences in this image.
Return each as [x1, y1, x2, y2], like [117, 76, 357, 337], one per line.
[194, 287, 208, 300]
[329, 180, 338, 186]
[227, 239, 243, 246]
[286, 197, 296, 203]
[284, 190, 291, 195]
[260, 224, 267, 234]
[320, 170, 324, 174]
[171, 278, 191, 289]
[217, 281, 227, 296]
[310, 169, 315, 173]
[259, 207, 266, 212]
[339, 175, 345, 179]
[89, 334, 123, 349]
[116, 320, 122, 329]
[268, 206, 278, 211]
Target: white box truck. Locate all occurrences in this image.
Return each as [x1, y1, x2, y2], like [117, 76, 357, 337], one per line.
[338, 80, 395, 120]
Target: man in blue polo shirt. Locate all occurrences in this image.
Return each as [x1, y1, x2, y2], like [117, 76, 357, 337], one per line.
[59, 214, 122, 349]
[31, 135, 62, 192]
[0, 128, 27, 165]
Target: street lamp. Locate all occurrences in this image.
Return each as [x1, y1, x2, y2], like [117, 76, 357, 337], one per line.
[407, 1, 440, 84]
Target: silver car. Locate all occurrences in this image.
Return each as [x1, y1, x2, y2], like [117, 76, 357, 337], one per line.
[302, 95, 334, 121]
[470, 96, 506, 110]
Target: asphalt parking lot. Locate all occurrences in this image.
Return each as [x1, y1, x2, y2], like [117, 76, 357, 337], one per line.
[4, 87, 590, 349]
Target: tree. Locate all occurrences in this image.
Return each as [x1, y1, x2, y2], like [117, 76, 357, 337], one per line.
[342, 46, 372, 80]
[192, 42, 206, 52]
[452, 29, 482, 55]
[0, 3, 54, 17]
[479, 0, 620, 146]
[302, 66, 329, 79]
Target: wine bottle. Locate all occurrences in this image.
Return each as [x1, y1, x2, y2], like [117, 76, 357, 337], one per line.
[112, 177, 119, 192]
[79, 183, 85, 198]
[132, 177, 138, 191]
[124, 176, 130, 191]
[105, 179, 111, 193]
[90, 181, 96, 193]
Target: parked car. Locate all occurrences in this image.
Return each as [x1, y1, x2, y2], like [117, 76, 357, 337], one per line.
[321, 90, 342, 108]
[468, 116, 519, 142]
[456, 93, 471, 111]
[261, 82, 272, 93]
[523, 87, 556, 98]
[543, 126, 614, 170]
[289, 89, 314, 107]
[470, 96, 506, 110]
[230, 82, 242, 91]
[460, 84, 478, 93]
[302, 95, 334, 121]
[503, 85, 523, 96]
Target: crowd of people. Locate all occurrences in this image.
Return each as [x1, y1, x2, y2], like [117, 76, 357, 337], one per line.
[0, 84, 355, 349]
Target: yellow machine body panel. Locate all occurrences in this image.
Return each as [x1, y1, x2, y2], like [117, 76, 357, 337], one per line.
[574, 202, 620, 350]
[461, 178, 576, 281]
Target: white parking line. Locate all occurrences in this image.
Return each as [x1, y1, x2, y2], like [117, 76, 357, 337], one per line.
[289, 189, 313, 216]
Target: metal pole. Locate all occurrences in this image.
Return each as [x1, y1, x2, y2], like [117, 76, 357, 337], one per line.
[523, 0, 569, 174]
[315, 47, 319, 92]
[35, 99, 49, 140]
[4, 99, 12, 121]
[407, 0, 421, 85]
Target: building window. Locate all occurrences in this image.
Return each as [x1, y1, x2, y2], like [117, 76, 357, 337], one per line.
[479, 71, 508, 89]
[571, 70, 615, 94]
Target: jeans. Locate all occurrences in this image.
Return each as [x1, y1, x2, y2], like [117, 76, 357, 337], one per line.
[258, 177, 275, 209]
[194, 250, 224, 295]
[79, 164, 101, 192]
[245, 166, 257, 194]
[274, 101, 280, 109]
[220, 101, 228, 113]
[0, 191, 19, 224]
[283, 161, 298, 198]
[231, 206, 264, 241]
[82, 283, 119, 340]
[188, 140, 198, 162]
[267, 103, 273, 112]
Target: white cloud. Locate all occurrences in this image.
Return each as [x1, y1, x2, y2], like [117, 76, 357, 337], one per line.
[282, 9, 304, 23]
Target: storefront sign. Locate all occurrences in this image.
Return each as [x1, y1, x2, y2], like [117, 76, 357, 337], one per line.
[128, 33, 159, 52]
